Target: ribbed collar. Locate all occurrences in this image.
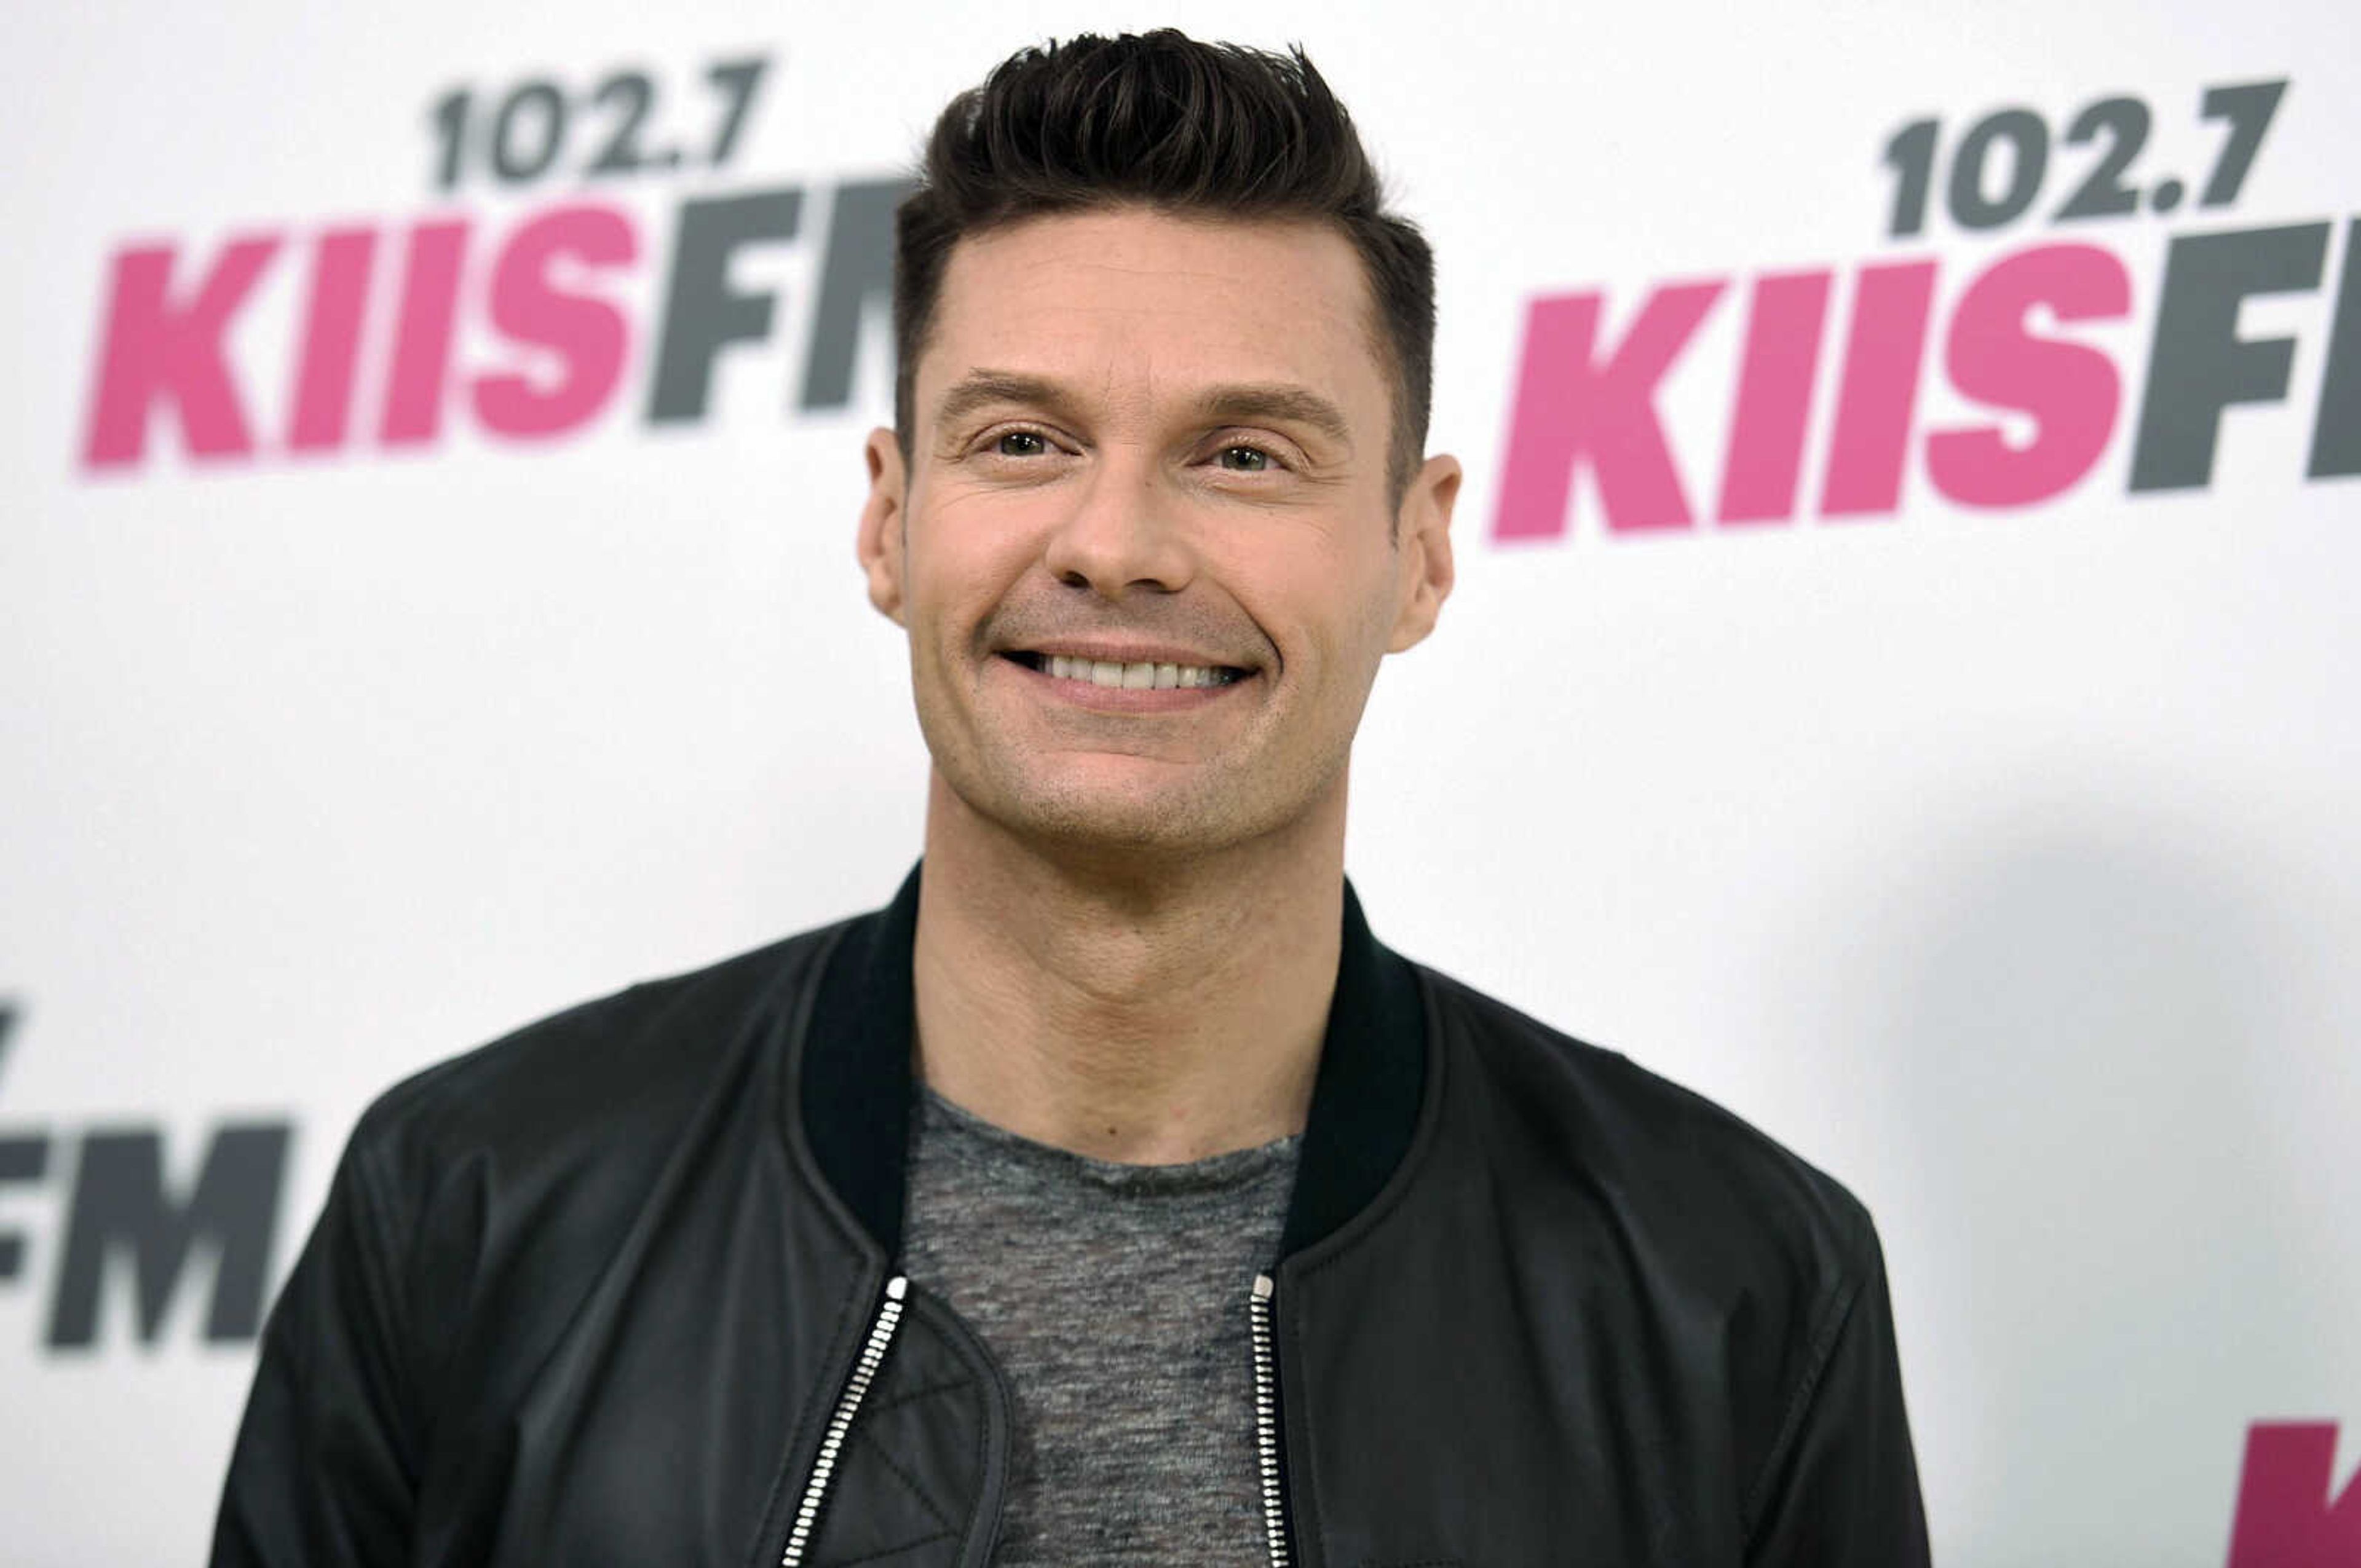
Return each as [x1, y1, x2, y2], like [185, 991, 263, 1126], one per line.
[800, 862, 1427, 1266]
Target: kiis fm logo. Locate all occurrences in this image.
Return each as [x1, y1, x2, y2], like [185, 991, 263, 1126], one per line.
[0, 1002, 291, 1349]
[2228, 1422, 2360, 1566]
[1493, 80, 2359, 540]
[78, 54, 904, 470]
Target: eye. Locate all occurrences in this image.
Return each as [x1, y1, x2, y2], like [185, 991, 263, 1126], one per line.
[993, 430, 1049, 457]
[1216, 444, 1274, 472]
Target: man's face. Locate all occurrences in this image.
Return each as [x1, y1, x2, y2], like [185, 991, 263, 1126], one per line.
[858, 207, 1457, 859]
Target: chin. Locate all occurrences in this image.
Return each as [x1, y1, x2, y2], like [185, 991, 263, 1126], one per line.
[923, 722, 1346, 862]
[947, 768, 1283, 862]
[1003, 791, 1243, 857]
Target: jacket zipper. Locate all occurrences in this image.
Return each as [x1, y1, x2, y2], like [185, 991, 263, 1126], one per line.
[1249, 1272, 1294, 1568]
[785, 1272, 1286, 1564]
[780, 1275, 909, 1568]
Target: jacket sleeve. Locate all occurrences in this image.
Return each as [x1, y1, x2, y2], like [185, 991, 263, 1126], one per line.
[1741, 1213, 1931, 1567]
[209, 1122, 421, 1566]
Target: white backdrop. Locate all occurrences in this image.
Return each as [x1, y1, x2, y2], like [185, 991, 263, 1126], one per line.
[4, 2, 2357, 1563]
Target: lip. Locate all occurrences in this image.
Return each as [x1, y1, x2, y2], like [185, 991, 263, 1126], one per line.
[994, 650, 1257, 712]
[999, 640, 1255, 672]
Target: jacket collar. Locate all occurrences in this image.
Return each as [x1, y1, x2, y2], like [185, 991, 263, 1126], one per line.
[801, 862, 1427, 1265]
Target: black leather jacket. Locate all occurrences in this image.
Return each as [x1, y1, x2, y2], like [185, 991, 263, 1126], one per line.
[212, 870, 1929, 1566]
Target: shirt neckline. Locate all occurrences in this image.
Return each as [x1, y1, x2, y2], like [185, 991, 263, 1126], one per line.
[916, 1084, 1300, 1197]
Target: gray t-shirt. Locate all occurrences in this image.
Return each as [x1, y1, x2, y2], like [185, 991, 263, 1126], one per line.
[900, 1087, 1299, 1565]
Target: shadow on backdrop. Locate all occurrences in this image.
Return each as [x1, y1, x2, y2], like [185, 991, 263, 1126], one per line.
[1826, 803, 2335, 1568]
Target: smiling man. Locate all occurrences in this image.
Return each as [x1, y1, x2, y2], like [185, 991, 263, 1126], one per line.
[212, 31, 1928, 1568]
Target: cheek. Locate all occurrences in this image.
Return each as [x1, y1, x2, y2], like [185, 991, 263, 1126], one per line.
[1236, 543, 1399, 680]
[906, 516, 1024, 645]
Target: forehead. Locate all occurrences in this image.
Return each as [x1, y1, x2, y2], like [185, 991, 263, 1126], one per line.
[919, 208, 1385, 425]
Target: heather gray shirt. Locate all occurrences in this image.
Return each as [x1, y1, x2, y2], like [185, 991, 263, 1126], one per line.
[900, 1087, 1299, 1566]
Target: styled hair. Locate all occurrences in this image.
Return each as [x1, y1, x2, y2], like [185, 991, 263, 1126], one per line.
[894, 31, 1435, 498]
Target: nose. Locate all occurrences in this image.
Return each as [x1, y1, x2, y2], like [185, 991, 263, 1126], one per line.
[1039, 454, 1196, 598]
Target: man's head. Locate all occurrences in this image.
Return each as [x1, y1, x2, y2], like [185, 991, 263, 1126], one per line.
[858, 32, 1458, 864]
[892, 31, 1436, 501]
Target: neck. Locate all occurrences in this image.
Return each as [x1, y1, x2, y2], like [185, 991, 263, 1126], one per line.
[911, 773, 1346, 1165]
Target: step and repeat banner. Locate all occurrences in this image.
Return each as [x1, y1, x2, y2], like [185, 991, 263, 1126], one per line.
[4, 1, 2355, 1562]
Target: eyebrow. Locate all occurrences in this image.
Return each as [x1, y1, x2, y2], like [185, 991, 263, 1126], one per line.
[1193, 384, 1354, 449]
[933, 371, 1075, 433]
[931, 370, 1355, 452]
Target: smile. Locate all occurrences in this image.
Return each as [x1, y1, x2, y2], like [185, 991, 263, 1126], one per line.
[1003, 652, 1249, 690]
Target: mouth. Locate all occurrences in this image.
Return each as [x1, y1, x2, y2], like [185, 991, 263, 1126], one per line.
[999, 650, 1252, 691]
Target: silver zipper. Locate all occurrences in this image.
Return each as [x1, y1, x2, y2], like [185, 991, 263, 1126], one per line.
[781, 1275, 909, 1568]
[1250, 1272, 1293, 1568]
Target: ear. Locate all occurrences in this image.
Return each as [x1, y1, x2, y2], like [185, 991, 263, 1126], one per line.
[856, 427, 908, 626]
[1386, 453, 1460, 653]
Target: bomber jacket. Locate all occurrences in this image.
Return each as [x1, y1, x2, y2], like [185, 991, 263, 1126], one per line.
[211, 869, 1931, 1566]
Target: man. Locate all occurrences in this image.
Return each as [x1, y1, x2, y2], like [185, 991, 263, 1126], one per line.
[213, 31, 1928, 1567]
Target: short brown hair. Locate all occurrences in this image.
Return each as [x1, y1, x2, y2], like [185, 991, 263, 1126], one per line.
[894, 31, 1436, 498]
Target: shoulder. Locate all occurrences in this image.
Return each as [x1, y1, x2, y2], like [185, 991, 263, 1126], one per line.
[1415, 962, 1878, 1302]
[263, 915, 863, 1467]
[343, 915, 853, 1199]
[1411, 965, 1923, 1551]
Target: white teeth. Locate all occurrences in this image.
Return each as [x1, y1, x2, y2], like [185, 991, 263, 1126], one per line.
[1035, 655, 1233, 690]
